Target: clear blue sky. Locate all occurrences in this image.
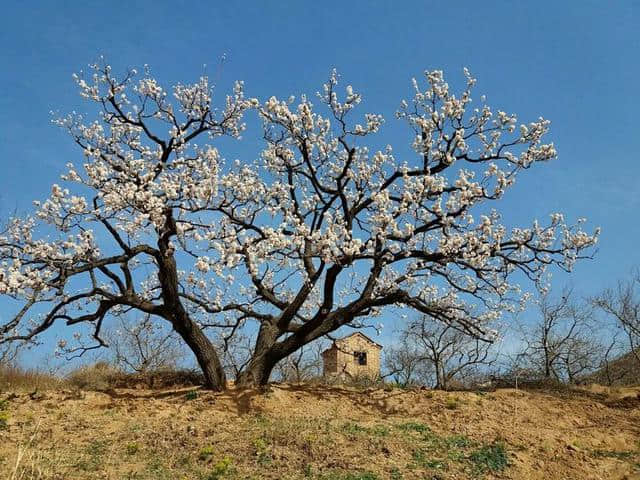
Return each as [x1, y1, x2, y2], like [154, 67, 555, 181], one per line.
[0, 1, 638, 363]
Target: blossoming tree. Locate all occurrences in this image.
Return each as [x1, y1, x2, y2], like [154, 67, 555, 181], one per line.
[0, 63, 598, 389]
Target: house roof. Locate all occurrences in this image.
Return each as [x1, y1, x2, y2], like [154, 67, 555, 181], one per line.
[321, 332, 383, 356]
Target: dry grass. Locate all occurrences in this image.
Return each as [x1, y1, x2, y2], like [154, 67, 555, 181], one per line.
[0, 366, 65, 392]
[0, 383, 639, 479]
[65, 362, 204, 391]
[0, 363, 206, 395]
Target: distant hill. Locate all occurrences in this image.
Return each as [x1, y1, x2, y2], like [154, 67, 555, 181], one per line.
[585, 349, 640, 386]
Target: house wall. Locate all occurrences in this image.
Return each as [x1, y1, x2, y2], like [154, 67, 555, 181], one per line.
[322, 349, 338, 376]
[326, 334, 381, 378]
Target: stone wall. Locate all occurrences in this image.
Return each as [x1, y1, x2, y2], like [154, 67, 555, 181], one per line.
[323, 333, 381, 379]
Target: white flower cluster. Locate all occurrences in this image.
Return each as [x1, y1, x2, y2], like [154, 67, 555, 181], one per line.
[0, 65, 599, 350]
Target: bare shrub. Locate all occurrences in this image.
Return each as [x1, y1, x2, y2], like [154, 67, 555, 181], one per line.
[66, 361, 120, 390]
[105, 315, 185, 374]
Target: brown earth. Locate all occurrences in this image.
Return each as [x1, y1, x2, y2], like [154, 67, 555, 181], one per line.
[1, 383, 639, 480]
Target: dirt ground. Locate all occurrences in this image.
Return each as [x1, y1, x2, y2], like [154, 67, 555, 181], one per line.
[1, 383, 639, 479]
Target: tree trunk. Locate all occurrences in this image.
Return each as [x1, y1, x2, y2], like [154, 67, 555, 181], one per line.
[236, 323, 282, 388]
[434, 358, 443, 390]
[173, 316, 227, 391]
[236, 352, 278, 388]
[155, 214, 227, 391]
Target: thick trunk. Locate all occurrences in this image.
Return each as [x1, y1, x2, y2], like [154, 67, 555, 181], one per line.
[173, 315, 227, 390]
[155, 214, 226, 391]
[236, 323, 283, 388]
[236, 353, 278, 388]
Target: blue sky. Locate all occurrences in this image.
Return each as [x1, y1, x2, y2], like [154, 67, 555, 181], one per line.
[0, 1, 638, 364]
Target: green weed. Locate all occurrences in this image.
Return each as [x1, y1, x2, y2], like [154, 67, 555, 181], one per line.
[198, 445, 215, 461]
[185, 390, 198, 400]
[396, 422, 431, 433]
[203, 456, 233, 480]
[125, 442, 139, 455]
[469, 442, 509, 473]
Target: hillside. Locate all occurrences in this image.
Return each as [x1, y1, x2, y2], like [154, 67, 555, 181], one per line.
[586, 350, 640, 386]
[1, 384, 639, 480]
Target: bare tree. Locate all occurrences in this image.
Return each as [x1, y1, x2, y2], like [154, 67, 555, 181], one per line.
[383, 340, 431, 387]
[592, 270, 640, 365]
[0, 343, 21, 367]
[273, 341, 325, 383]
[390, 315, 496, 389]
[518, 287, 600, 383]
[595, 331, 630, 386]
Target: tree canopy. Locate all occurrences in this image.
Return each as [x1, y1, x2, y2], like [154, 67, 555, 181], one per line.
[0, 63, 598, 389]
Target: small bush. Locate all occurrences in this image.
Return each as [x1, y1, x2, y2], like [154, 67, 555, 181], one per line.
[341, 374, 385, 390]
[67, 362, 119, 390]
[445, 397, 459, 410]
[67, 363, 206, 390]
[185, 390, 199, 400]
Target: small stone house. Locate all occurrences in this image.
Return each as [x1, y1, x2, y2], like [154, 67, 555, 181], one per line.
[322, 332, 382, 379]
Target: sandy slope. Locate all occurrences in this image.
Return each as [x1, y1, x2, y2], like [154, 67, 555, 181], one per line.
[1, 384, 639, 479]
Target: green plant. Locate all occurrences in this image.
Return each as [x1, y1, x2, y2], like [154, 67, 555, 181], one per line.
[203, 456, 233, 480]
[303, 463, 313, 477]
[85, 439, 108, 457]
[590, 449, 635, 460]
[412, 450, 447, 470]
[253, 437, 272, 465]
[371, 425, 390, 437]
[0, 411, 8, 430]
[198, 445, 215, 461]
[185, 390, 198, 400]
[125, 442, 140, 455]
[469, 442, 509, 473]
[445, 434, 471, 448]
[342, 422, 389, 437]
[321, 472, 379, 480]
[445, 397, 459, 410]
[389, 467, 403, 479]
[397, 422, 431, 433]
[342, 422, 368, 434]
